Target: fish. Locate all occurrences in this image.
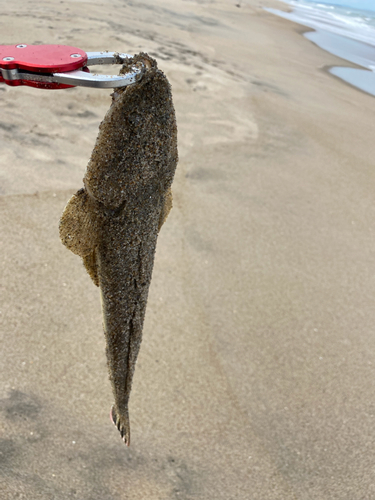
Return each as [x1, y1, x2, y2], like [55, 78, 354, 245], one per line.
[59, 53, 178, 445]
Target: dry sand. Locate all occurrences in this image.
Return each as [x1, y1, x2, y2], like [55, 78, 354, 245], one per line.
[1, 0, 375, 498]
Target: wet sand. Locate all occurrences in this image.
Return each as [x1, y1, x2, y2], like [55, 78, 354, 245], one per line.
[1, 0, 375, 498]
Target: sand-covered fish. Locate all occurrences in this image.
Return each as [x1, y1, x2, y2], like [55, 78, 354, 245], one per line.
[59, 53, 178, 445]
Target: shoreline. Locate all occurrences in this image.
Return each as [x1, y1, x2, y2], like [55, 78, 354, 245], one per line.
[267, 1, 375, 96]
[320, 64, 375, 97]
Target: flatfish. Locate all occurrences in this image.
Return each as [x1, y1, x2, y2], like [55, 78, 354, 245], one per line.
[59, 53, 178, 445]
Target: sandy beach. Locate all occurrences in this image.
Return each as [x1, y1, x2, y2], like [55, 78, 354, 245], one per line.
[1, 0, 375, 498]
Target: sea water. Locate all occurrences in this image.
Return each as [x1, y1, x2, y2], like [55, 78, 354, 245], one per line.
[266, 0, 375, 96]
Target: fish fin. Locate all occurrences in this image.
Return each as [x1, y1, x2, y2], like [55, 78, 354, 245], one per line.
[111, 405, 130, 446]
[83, 249, 100, 287]
[158, 187, 173, 232]
[59, 188, 97, 257]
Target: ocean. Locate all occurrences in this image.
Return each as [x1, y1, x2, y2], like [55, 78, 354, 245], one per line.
[266, 0, 375, 96]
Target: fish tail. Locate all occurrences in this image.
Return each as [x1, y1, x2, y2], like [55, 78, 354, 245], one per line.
[110, 405, 130, 446]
